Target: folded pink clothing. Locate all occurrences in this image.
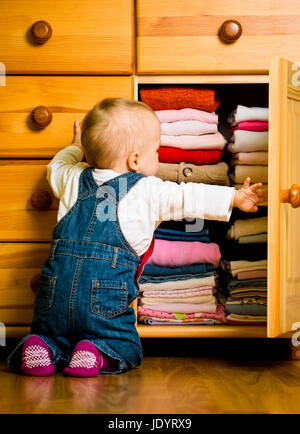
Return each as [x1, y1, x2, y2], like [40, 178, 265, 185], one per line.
[230, 152, 268, 166]
[229, 121, 268, 133]
[142, 286, 213, 298]
[161, 132, 227, 150]
[141, 302, 217, 314]
[137, 304, 227, 323]
[161, 120, 217, 136]
[155, 108, 218, 124]
[148, 239, 221, 268]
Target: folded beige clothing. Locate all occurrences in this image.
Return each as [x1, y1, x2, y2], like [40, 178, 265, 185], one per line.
[230, 259, 268, 277]
[230, 152, 268, 166]
[226, 313, 267, 322]
[155, 161, 230, 185]
[139, 275, 216, 291]
[237, 270, 267, 280]
[229, 165, 268, 184]
[227, 130, 268, 153]
[140, 295, 216, 305]
[227, 216, 268, 240]
[239, 233, 267, 244]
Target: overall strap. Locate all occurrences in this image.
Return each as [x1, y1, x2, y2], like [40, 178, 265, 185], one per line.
[78, 166, 145, 199]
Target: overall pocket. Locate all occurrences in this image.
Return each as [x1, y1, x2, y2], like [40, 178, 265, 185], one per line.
[34, 273, 56, 314]
[90, 279, 128, 319]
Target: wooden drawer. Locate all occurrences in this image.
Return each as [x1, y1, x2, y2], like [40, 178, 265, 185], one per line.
[0, 76, 133, 158]
[137, 0, 300, 74]
[0, 243, 51, 326]
[0, 0, 133, 74]
[0, 161, 56, 241]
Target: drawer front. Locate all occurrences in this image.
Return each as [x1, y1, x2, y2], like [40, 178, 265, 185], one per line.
[137, 0, 300, 74]
[0, 161, 57, 241]
[0, 243, 51, 325]
[0, 0, 133, 74]
[0, 76, 133, 158]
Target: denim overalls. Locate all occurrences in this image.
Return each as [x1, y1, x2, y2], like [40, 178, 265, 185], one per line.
[7, 167, 154, 374]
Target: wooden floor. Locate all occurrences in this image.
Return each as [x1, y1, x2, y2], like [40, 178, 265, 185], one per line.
[1, 338, 300, 414]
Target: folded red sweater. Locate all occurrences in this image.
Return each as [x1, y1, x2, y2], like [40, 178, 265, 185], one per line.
[139, 86, 221, 112]
[158, 146, 222, 165]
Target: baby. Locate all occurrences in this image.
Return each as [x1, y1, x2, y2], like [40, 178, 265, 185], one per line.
[7, 98, 264, 377]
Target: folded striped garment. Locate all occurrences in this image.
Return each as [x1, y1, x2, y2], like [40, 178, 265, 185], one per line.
[140, 294, 216, 305]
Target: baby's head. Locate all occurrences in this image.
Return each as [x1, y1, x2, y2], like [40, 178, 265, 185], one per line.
[81, 97, 161, 176]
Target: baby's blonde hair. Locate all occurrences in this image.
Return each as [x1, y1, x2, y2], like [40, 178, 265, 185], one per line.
[81, 97, 158, 168]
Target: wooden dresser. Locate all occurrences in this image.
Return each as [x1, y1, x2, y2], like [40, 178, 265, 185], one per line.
[1, 0, 300, 351]
[0, 0, 134, 338]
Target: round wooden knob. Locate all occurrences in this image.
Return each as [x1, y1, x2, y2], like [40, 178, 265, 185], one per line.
[219, 20, 242, 43]
[30, 190, 53, 210]
[31, 106, 52, 129]
[30, 20, 52, 44]
[30, 273, 40, 294]
[280, 184, 300, 208]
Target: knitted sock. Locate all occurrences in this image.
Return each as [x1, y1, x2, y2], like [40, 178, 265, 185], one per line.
[63, 341, 105, 377]
[21, 336, 55, 376]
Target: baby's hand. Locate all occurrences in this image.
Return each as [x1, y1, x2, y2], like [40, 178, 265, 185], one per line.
[71, 119, 83, 151]
[230, 177, 265, 212]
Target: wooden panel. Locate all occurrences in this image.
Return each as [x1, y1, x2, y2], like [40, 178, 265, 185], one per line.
[0, 161, 57, 241]
[137, 325, 267, 338]
[0, 0, 133, 74]
[137, 0, 300, 74]
[268, 56, 300, 336]
[0, 76, 133, 158]
[0, 243, 51, 327]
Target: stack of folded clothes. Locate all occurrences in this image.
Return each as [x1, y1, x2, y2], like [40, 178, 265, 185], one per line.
[137, 224, 227, 325]
[220, 207, 268, 325]
[226, 105, 268, 203]
[139, 85, 230, 186]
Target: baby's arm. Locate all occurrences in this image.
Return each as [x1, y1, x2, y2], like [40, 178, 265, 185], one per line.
[47, 120, 87, 199]
[143, 176, 264, 225]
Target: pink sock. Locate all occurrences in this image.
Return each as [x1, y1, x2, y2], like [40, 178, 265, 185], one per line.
[21, 336, 55, 376]
[63, 341, 106, 377]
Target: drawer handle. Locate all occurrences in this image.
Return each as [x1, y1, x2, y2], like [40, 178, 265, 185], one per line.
[219, 20, 242, 43]
[31, 106, 52, 129]
[30, 273, 40, 294]
[30, 190, 53, 211]
[281, 184, 300, 208]
[30, 20, 52, 44]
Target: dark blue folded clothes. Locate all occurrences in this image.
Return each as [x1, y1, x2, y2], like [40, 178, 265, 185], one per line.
[228, 278, 267, 290]
[220, 241, 267, 261]
[142, 262, 214, 276]
[154, 227, 210, 242]
[138, 271, 215, 284]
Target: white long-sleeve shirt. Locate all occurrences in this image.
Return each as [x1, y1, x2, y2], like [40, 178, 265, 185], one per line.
[46, 145, 235, 256]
